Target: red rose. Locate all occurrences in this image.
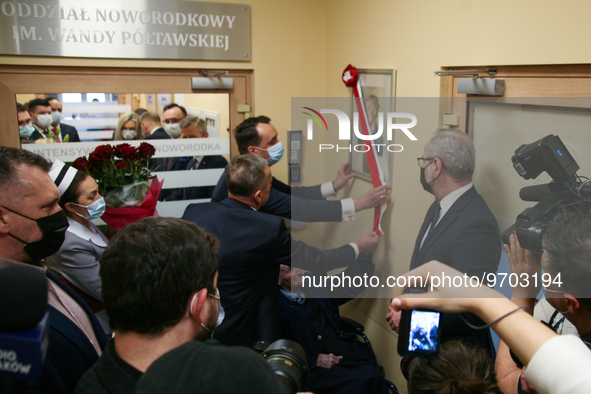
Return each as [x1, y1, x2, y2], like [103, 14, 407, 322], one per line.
[116, 161, 130, 171]
[114, 144, 137, 160]
[72, 157, 89, 171]
[137, 142, 156, 159]
[342, 64, 359, 87]
[93, 145, 115, 161]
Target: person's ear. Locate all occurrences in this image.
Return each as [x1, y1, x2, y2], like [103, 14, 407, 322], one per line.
[247, 146, 257, 154]
[564, 293, 581, 314]
[189, 288, 209, 323]
[64, 202, 77, 215]
[203, 131, 209, 138]
[432, 158, 443, 177]
[253, 189, 263, 206]
[0, 207, 10, 235]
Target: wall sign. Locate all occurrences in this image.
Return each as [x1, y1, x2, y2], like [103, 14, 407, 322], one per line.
[0, 0, 251, 61]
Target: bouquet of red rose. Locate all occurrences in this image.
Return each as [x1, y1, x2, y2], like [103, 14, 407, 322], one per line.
[73, 143, 163, 230]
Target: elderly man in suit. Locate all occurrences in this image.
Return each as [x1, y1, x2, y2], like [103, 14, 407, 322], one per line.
[182, 154, 379, 348]
[0, 147, 107, 393]
[164, 115, 228, 201]
[387, 129, 501, 351]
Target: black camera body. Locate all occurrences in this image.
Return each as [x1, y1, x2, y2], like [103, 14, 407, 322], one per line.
[253, 339, 309, 394]
[501, 135, 591, 254]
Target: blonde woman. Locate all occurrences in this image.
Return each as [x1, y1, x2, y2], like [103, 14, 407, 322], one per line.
[113, 112, 143, 140]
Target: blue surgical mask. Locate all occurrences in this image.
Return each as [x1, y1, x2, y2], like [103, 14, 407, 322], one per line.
[255, 141, 284, 165]
[72, 197, 106, 221]
[51, 111, 63, 126]
[19, 124, 35, 138]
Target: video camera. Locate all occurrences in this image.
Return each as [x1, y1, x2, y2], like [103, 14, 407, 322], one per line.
[501, 134, 591, 253]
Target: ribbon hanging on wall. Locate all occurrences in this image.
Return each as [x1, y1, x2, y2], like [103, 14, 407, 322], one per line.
[342, 64, 388, 235]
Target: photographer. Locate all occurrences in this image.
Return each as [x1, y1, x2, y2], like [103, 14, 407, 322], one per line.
[389, 260, 591, 394]
[496, 209, 591, 394]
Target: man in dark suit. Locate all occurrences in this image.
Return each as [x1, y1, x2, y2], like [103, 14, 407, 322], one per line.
[212, 116, 390, 223]
[387, 129, 501, 351]
[48, 98, 81, 142]
[0, 147, 108, 393]
[164, 116, 228, 201]
[182, 154, 379, 348]
[141, 111, 170, 174]
[141, 111, 169, 141]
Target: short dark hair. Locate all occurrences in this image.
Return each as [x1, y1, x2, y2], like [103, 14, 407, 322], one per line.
[26, 99, 51, 113]
[47, 97, 61, 105]
[226, 154, 269, 198]
[16, 103, 27, 113]
[543, 208, 591, 310]
[0, 147, 51, 204]
[101, 217, 219, 335]
[59, 171, 88, 210]
[163, 103, 187, 117]
[409, 340, 500, 394]
[234, 116, 271, 154]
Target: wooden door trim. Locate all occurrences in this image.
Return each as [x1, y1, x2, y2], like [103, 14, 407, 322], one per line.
[0, 65, 253, 154]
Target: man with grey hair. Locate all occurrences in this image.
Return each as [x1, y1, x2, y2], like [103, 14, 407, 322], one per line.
[182, 154, 379, 348]
[387, 129, 501, 351]
[164, 115, 228, 201]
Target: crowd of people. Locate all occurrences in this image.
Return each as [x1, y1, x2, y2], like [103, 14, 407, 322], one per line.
[2, 106, 591, 393]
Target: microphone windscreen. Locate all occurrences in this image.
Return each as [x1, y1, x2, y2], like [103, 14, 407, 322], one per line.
[519, 184, 554, 202]
[0, 265, 47, 332]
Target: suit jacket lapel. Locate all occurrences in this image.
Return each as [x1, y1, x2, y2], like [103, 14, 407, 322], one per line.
[46, 272, 108, 349]
[413, 187, 479, 267]
[410, 201, 437, 270]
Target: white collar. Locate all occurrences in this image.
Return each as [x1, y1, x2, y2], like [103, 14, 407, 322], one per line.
[150, 126, 161, 135]
[66, 217, 107, 247]
[437, 183, 473, 224]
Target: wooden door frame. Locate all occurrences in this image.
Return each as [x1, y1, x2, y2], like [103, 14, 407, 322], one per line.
[439, 64, 591, 133]
[0, 65, 253, 156]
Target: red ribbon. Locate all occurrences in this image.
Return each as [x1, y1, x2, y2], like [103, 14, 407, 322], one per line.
[342, 64, 385, 235]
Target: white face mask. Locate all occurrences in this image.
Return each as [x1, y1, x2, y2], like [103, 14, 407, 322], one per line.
[164, 123, 181, 138]
[36, 113, 53, 129]
[51, 111, 63, 126]
[121, 129, 137, 140]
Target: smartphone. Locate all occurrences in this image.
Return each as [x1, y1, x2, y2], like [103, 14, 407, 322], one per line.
[397, 308, 441, 357]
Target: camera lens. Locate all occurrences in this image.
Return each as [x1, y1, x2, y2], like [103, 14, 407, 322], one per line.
[515, 219, 546, 254]
[261, 339, 309, 394]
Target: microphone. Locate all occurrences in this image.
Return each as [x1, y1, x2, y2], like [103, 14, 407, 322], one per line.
[519, 184, 555, 202]
[0, 265, 49, 390]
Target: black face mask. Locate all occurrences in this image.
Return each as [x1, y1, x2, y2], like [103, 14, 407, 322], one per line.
[420, 166, 433, 194]
[3, 206, 69, 262]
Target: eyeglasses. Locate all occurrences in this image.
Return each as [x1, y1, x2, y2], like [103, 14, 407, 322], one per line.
[163, 118, 182, 124]
[417, 157, 435, 167]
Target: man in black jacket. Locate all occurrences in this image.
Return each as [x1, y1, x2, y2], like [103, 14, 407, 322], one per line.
[183, 154, 378, 348]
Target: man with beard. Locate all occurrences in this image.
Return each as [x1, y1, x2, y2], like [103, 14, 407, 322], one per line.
[76, 217, 282, 393]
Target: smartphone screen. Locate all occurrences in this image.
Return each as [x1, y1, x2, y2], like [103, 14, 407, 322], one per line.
[408, 310, 440, 352]
[398, 308, 441, 357]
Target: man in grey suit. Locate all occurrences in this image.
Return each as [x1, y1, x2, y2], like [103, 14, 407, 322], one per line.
[387, 129, 501, 351]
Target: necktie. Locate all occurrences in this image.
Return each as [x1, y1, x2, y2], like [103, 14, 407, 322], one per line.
[428, 202, 441, 234]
